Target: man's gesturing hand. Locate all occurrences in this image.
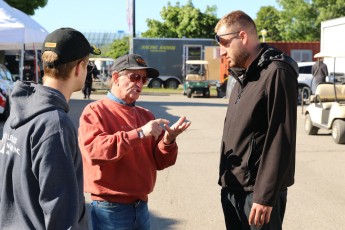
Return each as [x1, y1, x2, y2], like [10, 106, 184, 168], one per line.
[140, 117, 191, 142]
[141, 119, 170, 140]
[163, 116, 191, 144]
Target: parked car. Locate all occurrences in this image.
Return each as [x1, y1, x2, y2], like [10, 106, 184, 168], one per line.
[297, 62, 314, 104]
[0, 64, 15, 120]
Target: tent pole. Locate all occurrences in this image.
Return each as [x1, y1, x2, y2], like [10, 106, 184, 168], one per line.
[34, 46, 38, 83]
[20, 44, 24, 80]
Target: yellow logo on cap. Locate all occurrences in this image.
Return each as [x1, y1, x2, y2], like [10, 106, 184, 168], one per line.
[45, 42, 57, 48]
[92, 45, 102, 55]
[136, 57, 146, 65]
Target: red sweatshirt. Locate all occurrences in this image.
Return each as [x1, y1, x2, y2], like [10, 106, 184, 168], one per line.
[78, 98, 178, 203]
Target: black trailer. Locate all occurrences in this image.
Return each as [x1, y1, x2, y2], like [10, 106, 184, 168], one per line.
[132, 38, 216, 88]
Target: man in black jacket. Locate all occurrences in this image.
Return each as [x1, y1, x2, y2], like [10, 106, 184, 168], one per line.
[215, 11, 298, 230]
[83, 61, 98, 99]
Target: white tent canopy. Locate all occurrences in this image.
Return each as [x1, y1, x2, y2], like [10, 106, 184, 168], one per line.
[0, 0, 48, 50]
[0, 0, 48, 80]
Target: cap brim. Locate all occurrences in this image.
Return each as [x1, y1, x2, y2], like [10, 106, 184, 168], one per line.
[90, 45, 101, 55]
[126, 67, 159, 78]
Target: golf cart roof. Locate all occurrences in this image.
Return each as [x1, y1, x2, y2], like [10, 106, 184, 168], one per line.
[186, 60, 208, 65]
[314, 52, 345, 58]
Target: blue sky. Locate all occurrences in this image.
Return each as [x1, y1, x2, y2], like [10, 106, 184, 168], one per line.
[32, 0, 280, 34]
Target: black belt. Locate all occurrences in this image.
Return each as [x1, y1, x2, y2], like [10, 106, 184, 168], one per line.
[95, 200, 142, 208]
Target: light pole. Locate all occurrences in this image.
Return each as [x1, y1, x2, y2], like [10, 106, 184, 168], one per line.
[132, 0, 135, 38]
[260, 29, 267, 42]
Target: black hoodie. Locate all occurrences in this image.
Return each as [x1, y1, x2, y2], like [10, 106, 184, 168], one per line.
[219, 44, 298, 206]
[0, 81, 88, 229]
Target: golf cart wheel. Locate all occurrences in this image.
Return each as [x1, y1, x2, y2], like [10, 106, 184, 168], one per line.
[203, 89, 210, 98]
[331, 119, 345, 144]
[187, 88, 192, 98]
[305, 114, 319, 135]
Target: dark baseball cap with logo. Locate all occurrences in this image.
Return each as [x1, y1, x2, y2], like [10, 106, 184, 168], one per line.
[42, 27, 101, 67]
[112, 54, 159, 78]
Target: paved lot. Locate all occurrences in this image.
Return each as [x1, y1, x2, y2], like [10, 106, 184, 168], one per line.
[1, 91, 345, 229]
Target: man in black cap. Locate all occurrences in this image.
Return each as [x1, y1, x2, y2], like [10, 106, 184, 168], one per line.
[78, 53, 191, 230]
[0, 27, 100, 229]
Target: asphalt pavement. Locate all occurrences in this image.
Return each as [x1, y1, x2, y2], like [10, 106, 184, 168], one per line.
[1, 91, 345, 229]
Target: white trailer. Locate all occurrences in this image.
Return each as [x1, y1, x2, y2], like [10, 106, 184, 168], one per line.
[320, 16, 345, 82]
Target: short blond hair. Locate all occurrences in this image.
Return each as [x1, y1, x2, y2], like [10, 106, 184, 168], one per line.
[215, 10, 257, 36]
[42, 51, 88, 80]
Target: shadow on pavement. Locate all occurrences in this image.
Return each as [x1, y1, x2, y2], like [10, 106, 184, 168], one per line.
[150, 211, 181, 230]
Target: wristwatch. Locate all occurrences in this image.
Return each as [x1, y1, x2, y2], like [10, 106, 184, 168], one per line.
[137, 129, 145, 139]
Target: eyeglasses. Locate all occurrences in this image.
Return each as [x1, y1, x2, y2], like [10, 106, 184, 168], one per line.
[215, 31, 240, 44]
[119, 73, 147, 84]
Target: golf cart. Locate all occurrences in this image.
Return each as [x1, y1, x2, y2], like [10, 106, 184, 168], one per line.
[183, 60, 210, 98]
[304, 53, 345, 144]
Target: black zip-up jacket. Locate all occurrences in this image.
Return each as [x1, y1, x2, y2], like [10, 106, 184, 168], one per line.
[219, 44, 298, 206]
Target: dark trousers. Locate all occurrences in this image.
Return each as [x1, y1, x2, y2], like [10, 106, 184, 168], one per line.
[83, 82, 92, 98]
[221, 188, 287, 230]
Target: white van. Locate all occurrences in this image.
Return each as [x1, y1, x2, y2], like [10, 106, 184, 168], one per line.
[297, 61, 314, 104]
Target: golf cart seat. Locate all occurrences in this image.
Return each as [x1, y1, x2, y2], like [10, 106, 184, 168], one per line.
[186, 74, 203, 81]
[310, 83, 345, 108]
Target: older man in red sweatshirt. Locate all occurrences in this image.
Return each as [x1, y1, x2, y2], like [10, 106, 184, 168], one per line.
[78, 53, 191, 230]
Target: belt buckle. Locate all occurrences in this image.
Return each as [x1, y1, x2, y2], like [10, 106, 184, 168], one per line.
[133, 200, 141, 208]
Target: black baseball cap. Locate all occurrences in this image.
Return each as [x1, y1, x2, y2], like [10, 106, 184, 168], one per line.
[112, 54, 159, 78]
[42, 27, 101, 67]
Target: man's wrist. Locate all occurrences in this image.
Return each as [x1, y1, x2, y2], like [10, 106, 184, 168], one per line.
[163, 136, 175, 145]
[137, 128, 145, 139]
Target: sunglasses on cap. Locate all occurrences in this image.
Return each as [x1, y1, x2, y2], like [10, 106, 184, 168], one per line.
[215, 31, 240, 44]
[119, 72, 147, 84]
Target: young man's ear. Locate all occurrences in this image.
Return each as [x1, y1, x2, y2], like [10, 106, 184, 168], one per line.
[74, 61, 83, 76]
[75, 60, 85, 76]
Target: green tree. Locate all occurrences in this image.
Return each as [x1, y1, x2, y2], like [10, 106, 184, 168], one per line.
[5, 0, 47, 15]
[105, 36, 130, 59]
[312, 0, 345, 25]
[277, 0, 319, 41]
[255, 6, 282, 42]
[256, 0, 345, 42]
[142, 0, 219, 38]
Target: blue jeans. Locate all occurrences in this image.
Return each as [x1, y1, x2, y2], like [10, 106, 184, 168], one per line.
[91, 200, 151, 230]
